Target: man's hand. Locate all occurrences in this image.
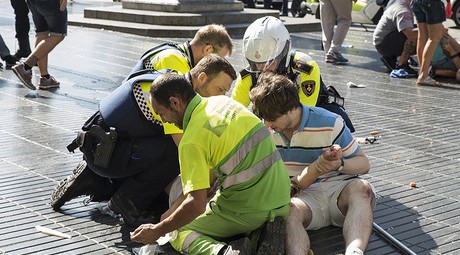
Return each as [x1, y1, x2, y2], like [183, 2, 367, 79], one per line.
[290, 180, 302, 197]
[314, 145, 343, 173]
[323, 144, 342, 161]
[60, 0, 67, 11]
[130, 223, 162, 244]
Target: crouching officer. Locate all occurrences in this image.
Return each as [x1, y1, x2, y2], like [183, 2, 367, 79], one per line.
[129, 24, 233, 77]
[232, 16, 355, 132]
[50, 54, 237, 227]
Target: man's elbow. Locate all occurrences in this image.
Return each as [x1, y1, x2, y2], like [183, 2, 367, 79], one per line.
[189, 202, 206, 216]
[360, 156, 371, 174]
[186, 192, 207, 216]
[362, 165, 371, 174]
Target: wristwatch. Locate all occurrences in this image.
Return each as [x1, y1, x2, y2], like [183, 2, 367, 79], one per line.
[337, 158, 344, 172]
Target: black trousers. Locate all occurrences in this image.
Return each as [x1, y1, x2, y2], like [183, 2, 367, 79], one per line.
[83, 112, 180, 212]
[10, 0, 30, 40]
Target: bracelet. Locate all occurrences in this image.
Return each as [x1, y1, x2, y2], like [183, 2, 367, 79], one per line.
[337, 158, 345, 172]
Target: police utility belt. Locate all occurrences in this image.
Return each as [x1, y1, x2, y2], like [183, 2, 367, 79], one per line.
[67, 125, 118, 169]
[319, 85, 345, 107]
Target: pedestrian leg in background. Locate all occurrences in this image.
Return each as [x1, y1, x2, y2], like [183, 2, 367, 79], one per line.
[242, 0, 256, 8]
[10, 0, 31, 59]
[12, 0, 67, 90]
[280, 0, 289, 16]
[264, 0, 272, 9]
[0, 34, 18, 69]
[320, 0, 352, 64]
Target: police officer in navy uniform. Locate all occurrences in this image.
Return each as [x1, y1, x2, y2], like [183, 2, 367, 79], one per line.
[50, 55, 237, 227]
[130, 24, 233, 79]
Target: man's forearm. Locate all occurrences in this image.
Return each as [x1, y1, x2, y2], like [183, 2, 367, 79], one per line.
[339, 153, 370, 175]
[157, 190, 207, 237]
[294, 162, 323, 190]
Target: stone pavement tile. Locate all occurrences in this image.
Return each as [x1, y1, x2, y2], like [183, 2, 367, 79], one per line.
[407, 227, 460, 250]
[435, 241, 460, 255]
[394, 224, 445, 249]
[394, 195, 455, 211]
[366, 245, 402, 255]
[427, 206, 460, 219]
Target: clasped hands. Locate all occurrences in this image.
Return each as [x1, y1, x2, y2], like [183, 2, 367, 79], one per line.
[290, 144, 343, 197]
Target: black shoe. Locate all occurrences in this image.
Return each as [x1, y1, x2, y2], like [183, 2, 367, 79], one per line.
[380, 56, 397, 71]
[256, 217, 285, 255]
[219, 237, 252, 255]
[397, 63, 418, 77]
[108, 194, 160, 227]
[2, 55, 17, 68]
[50, 161, 113, 210]
[13, 49, 31, 60]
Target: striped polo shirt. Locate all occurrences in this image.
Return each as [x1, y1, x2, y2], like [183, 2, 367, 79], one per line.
[272, 105, 359, 177]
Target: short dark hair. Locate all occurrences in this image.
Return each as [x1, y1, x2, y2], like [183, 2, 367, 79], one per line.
[190, 54, 237, 81]
[192, 24, 233, 55]
[249, 73, 301, 121]
[150, 74, 196, 109]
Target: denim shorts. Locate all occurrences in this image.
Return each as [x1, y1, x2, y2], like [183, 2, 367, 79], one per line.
[411, 0, 446, 24]
[27, 0, 68, 35]
[432, 58, 457, 71]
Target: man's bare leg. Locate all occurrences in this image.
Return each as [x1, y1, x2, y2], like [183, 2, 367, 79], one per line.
[285, 198, 312, 255]
[337, 179, 375, 255]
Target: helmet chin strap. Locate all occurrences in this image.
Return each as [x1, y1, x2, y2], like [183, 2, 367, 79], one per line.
[275, 40, 292, 74]
[276, 57, 288, 74]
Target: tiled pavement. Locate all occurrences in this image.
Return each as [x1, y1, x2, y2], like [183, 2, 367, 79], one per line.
[1, 0, 460, 254]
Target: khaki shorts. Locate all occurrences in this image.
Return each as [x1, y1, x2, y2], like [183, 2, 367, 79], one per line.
[168, 175, 183, 206]
[298, 175, 376, 230]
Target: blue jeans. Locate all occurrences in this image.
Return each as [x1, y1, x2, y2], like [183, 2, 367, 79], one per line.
[27, 0, 67, 35]
[432, 58, 457, 72]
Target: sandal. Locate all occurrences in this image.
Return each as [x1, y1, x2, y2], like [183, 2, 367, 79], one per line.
[417, 76, 442, 87]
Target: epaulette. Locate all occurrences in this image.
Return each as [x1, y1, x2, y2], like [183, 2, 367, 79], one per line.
[239, 69, 258, 90]
[292, 59, 313, 75]
[239, 68, 253, 79]
[140, 42, 183, 59]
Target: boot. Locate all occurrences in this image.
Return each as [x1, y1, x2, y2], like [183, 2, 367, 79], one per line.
[108, 191, 168, 227]
[219, 237, 253, 255]
[14, 38, 31, 59]
[256, 217, 286, 255]
[50, 161, 114, 210]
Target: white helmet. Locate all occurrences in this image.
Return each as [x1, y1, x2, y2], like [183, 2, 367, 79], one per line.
[243, 16, 291, 74]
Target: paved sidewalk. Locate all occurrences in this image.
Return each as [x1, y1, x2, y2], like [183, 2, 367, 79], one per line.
[1, 1, 460, 254]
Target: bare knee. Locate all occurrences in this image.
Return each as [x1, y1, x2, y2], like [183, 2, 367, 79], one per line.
[288, 199, 312, 226]
[352, 179, 374, 201]
[339, 179, 375, 212]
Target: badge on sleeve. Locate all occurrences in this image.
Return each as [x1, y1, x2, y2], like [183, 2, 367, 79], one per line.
[301, 80, 316, 97]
